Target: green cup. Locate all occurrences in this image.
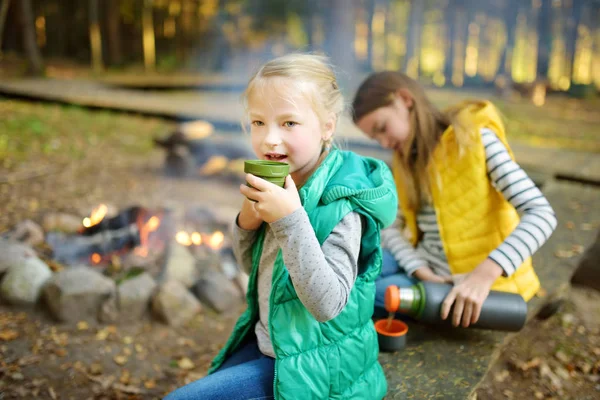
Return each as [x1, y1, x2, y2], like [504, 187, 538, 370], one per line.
[244, 160, 289, 201]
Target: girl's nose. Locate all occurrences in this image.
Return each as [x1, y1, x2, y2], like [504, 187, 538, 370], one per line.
[378, 137, 391, 149]
[264, 127, 282, 146]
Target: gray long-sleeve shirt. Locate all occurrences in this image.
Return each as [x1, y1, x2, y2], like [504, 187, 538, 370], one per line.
[232, 208, 363, 358]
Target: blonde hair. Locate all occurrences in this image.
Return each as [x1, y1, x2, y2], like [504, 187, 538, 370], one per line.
[352, 71, 484, 209]
[242, 53, 345, 147]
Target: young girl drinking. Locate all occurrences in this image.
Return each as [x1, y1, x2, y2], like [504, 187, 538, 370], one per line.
[166, 54, 397, 400]
[352, 71, 557, 328]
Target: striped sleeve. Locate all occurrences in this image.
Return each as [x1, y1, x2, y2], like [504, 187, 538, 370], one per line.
[481, 128, 558, 276]
[381, 209, 427, 276]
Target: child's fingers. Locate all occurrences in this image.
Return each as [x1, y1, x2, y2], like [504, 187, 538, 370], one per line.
[284, 175, 297, 191]
[462, 302, 473, 328]
[471, 301, 482, 325]
[245, 174, 278, 191]
[440, 289, 458, 320]
[452, 297, 464, 327]
[239, 184, 262, 202]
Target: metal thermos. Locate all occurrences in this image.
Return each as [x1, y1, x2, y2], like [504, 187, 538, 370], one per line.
[384, 282, 528, 332]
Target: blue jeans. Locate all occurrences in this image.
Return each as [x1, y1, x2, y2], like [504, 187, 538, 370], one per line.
[374, 250, 417, 317]
[165, 337, 275, 400]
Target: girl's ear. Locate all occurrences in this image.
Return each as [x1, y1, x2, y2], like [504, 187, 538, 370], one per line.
[394, 88, 414, 109]
[322, 112, 336, 142]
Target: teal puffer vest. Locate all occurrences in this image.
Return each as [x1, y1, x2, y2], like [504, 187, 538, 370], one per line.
[209, 149, 398, 399]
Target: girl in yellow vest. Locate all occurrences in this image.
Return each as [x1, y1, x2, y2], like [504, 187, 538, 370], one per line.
[352, 71, 557, 328]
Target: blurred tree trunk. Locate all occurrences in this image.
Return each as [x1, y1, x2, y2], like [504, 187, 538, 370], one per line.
[0, 0, 10, 57]
[106, 0, 123, 66]
[536, 0, 552, 81]
[142, 0, 156, 72]
[566, 0, 584, 79]
[328, 0, 355, 78]
[89, 0, 103, 71]
[365, 0, 375, 70]
[17, 0, 44, 75]
[444, 0, 457, 81]
[403, 0, 424, 78]
[498, 0, 520, 78]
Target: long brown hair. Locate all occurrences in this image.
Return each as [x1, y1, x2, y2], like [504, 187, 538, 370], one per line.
[352, 71, 452, 209]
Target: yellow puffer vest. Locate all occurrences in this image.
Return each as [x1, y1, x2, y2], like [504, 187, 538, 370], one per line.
[393, 101, 540, 301]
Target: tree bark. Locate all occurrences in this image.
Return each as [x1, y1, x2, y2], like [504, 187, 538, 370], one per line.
[327, 0, 356, 80]
[402, 0, 424, 78]
[89, 0, 103, 71]
[0, 0, 11, 57]
[536, 0, 553, 81]
[142, 0, 156, 72]
[498, 0, 520, 78]
[444, 0, 456, 81]
[17, 0, 43, 75]
[106, 0, 123, 66]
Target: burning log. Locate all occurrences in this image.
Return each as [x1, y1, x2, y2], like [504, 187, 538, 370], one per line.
[80, 206, 142, 236]
[48, 205, 172, 270]
[47, 224, 140, 266]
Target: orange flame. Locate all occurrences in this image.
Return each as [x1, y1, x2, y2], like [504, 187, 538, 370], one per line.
[207, 231, 224, 250]
[191, 232, 202, 246]
[134, 214, 162, 257]
[91, 253, 101, 264]
[176, 231, 192, 246]
[83, 204, 108, 228]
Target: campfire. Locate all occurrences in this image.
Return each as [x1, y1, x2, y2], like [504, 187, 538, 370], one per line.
[43, 203, 235, 282]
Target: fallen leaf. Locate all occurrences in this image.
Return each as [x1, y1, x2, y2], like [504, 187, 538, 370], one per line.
[89, 362, 103, 375]
[521, 357, 541, 371]
[123, 336, 133, 345]
[123, 347, 132, 356]
[0, 329, 19, 341]
[114, 355, 128, 366]
[112, 382, 145, 394]
[135, 344, 144, 353]
[119, 369, 131, 384]
[77, 321, 89, 331]
[144, 379, 156, 389]
[11, 372, 25, 381]
[571, 244, 584, 255]
[565, 221, 575, 229]
[178, 357, 195, 370]
[580, 223, 593, 231]
[96, 329, 110, 341]
[555, 350, 570, 363]
[54, 348, 67, 357]
[494, 370, 510, 382]
[554, 249, 574, 259]
[18, 354, 41, 366]
[48, 387, 57, 400]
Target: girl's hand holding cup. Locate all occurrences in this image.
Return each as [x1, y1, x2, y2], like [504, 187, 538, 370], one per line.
[240, 174, 301, 223]
[237, 197, 264, 230]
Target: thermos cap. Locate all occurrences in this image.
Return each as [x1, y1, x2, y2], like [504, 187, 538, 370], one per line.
[384, 285, 400, 313]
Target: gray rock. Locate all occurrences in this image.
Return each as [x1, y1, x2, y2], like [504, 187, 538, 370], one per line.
[163, 241, 200, 288]
[43, 267, 115, 323]
[0, 257, 52, 305]
[41, 212, 82, 233]
[6, 220, 45, 246]
[151, 280, 201, 326]
[98, 294, 118, 323]
[118, 272, 157, 321]
[193, 271, 241, 313]
[0, 239, 37, 275]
